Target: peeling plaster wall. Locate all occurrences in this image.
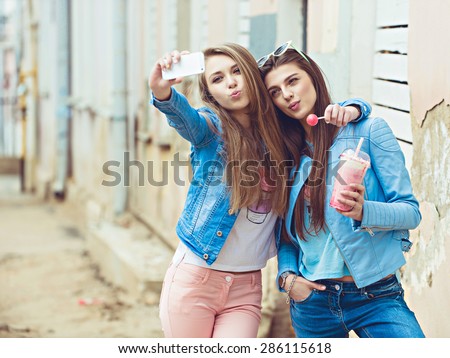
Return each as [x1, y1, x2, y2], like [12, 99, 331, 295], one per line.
[402, 102, 450, 337]
[408, 0, 450, 125]
[402, 1, 450, 337]
[411, 103, 450, 218]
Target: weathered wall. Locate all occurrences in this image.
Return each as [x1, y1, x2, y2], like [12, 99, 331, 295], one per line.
[408, 0, 450, 126]
[402, 101, 450, 337]
[401, 0, 450, 337]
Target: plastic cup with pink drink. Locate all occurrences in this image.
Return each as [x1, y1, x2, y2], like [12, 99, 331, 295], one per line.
[330, 137, 370, 211]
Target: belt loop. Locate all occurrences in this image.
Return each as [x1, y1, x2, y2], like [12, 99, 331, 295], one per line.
[251, 272, 255, 286]
[201, 268, 211, 284]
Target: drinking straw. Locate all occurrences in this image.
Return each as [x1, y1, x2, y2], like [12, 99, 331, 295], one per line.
[355, 137, 364, 157]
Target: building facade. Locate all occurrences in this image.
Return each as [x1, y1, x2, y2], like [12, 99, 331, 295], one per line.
[7, 0, 450, 337]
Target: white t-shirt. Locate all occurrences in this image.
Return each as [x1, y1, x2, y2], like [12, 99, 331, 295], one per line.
[173, 206, 277, 272]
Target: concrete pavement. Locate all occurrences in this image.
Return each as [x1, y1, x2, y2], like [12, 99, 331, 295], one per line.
[0, 175, 165, 337]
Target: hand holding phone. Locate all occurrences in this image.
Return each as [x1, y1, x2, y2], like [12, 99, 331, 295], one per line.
[162, 52, 205, 80]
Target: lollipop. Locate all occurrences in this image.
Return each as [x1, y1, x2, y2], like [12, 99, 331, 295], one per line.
[306, 114, 324, 126]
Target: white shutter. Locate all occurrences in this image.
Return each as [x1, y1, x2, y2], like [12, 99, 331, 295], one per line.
[372, 0, 413, 171]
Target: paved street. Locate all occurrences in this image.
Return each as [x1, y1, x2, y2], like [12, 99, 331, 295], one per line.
[0, 175, 163, 338]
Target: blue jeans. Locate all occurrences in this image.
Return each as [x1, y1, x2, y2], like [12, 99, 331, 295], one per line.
[289, 275, 425, 338]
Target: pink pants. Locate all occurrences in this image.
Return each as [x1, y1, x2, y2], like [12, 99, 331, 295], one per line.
[159, 255, 263, 338]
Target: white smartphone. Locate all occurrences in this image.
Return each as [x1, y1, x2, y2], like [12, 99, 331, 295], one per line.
[162, 52, 205, 80]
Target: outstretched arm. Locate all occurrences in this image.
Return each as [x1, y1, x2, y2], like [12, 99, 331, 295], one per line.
[149, 50, 217, 147]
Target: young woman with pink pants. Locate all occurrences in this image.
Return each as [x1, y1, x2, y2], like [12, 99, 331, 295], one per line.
[148, 43, 370, 337]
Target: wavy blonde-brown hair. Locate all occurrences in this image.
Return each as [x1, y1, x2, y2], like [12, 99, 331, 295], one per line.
[198, 43, 289, 215]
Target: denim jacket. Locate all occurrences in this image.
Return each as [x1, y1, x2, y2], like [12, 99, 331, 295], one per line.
[277, 116, 421, 288]
[151, 88, 372, 265]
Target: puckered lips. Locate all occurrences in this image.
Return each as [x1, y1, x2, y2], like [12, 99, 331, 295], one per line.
[288, 100, 300, 111]
[230, 90, 241, 99]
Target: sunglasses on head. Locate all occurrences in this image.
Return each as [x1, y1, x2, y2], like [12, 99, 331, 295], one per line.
[257, 40, 310, 68]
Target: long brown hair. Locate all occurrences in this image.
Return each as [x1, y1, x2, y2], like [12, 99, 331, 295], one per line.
[198, 43, 289, 215]
[259, 49, 338, 240]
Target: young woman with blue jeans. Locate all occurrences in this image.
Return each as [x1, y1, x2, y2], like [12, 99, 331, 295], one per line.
[149, 43, 371, 338]
[259, 42, 425, 338]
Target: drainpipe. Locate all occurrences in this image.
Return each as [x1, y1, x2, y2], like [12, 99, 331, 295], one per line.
[53, 0, 70, 199]
[111, 0, 127, 215]
[23, 0, 38, 192]
[13, 0, 26, 190]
